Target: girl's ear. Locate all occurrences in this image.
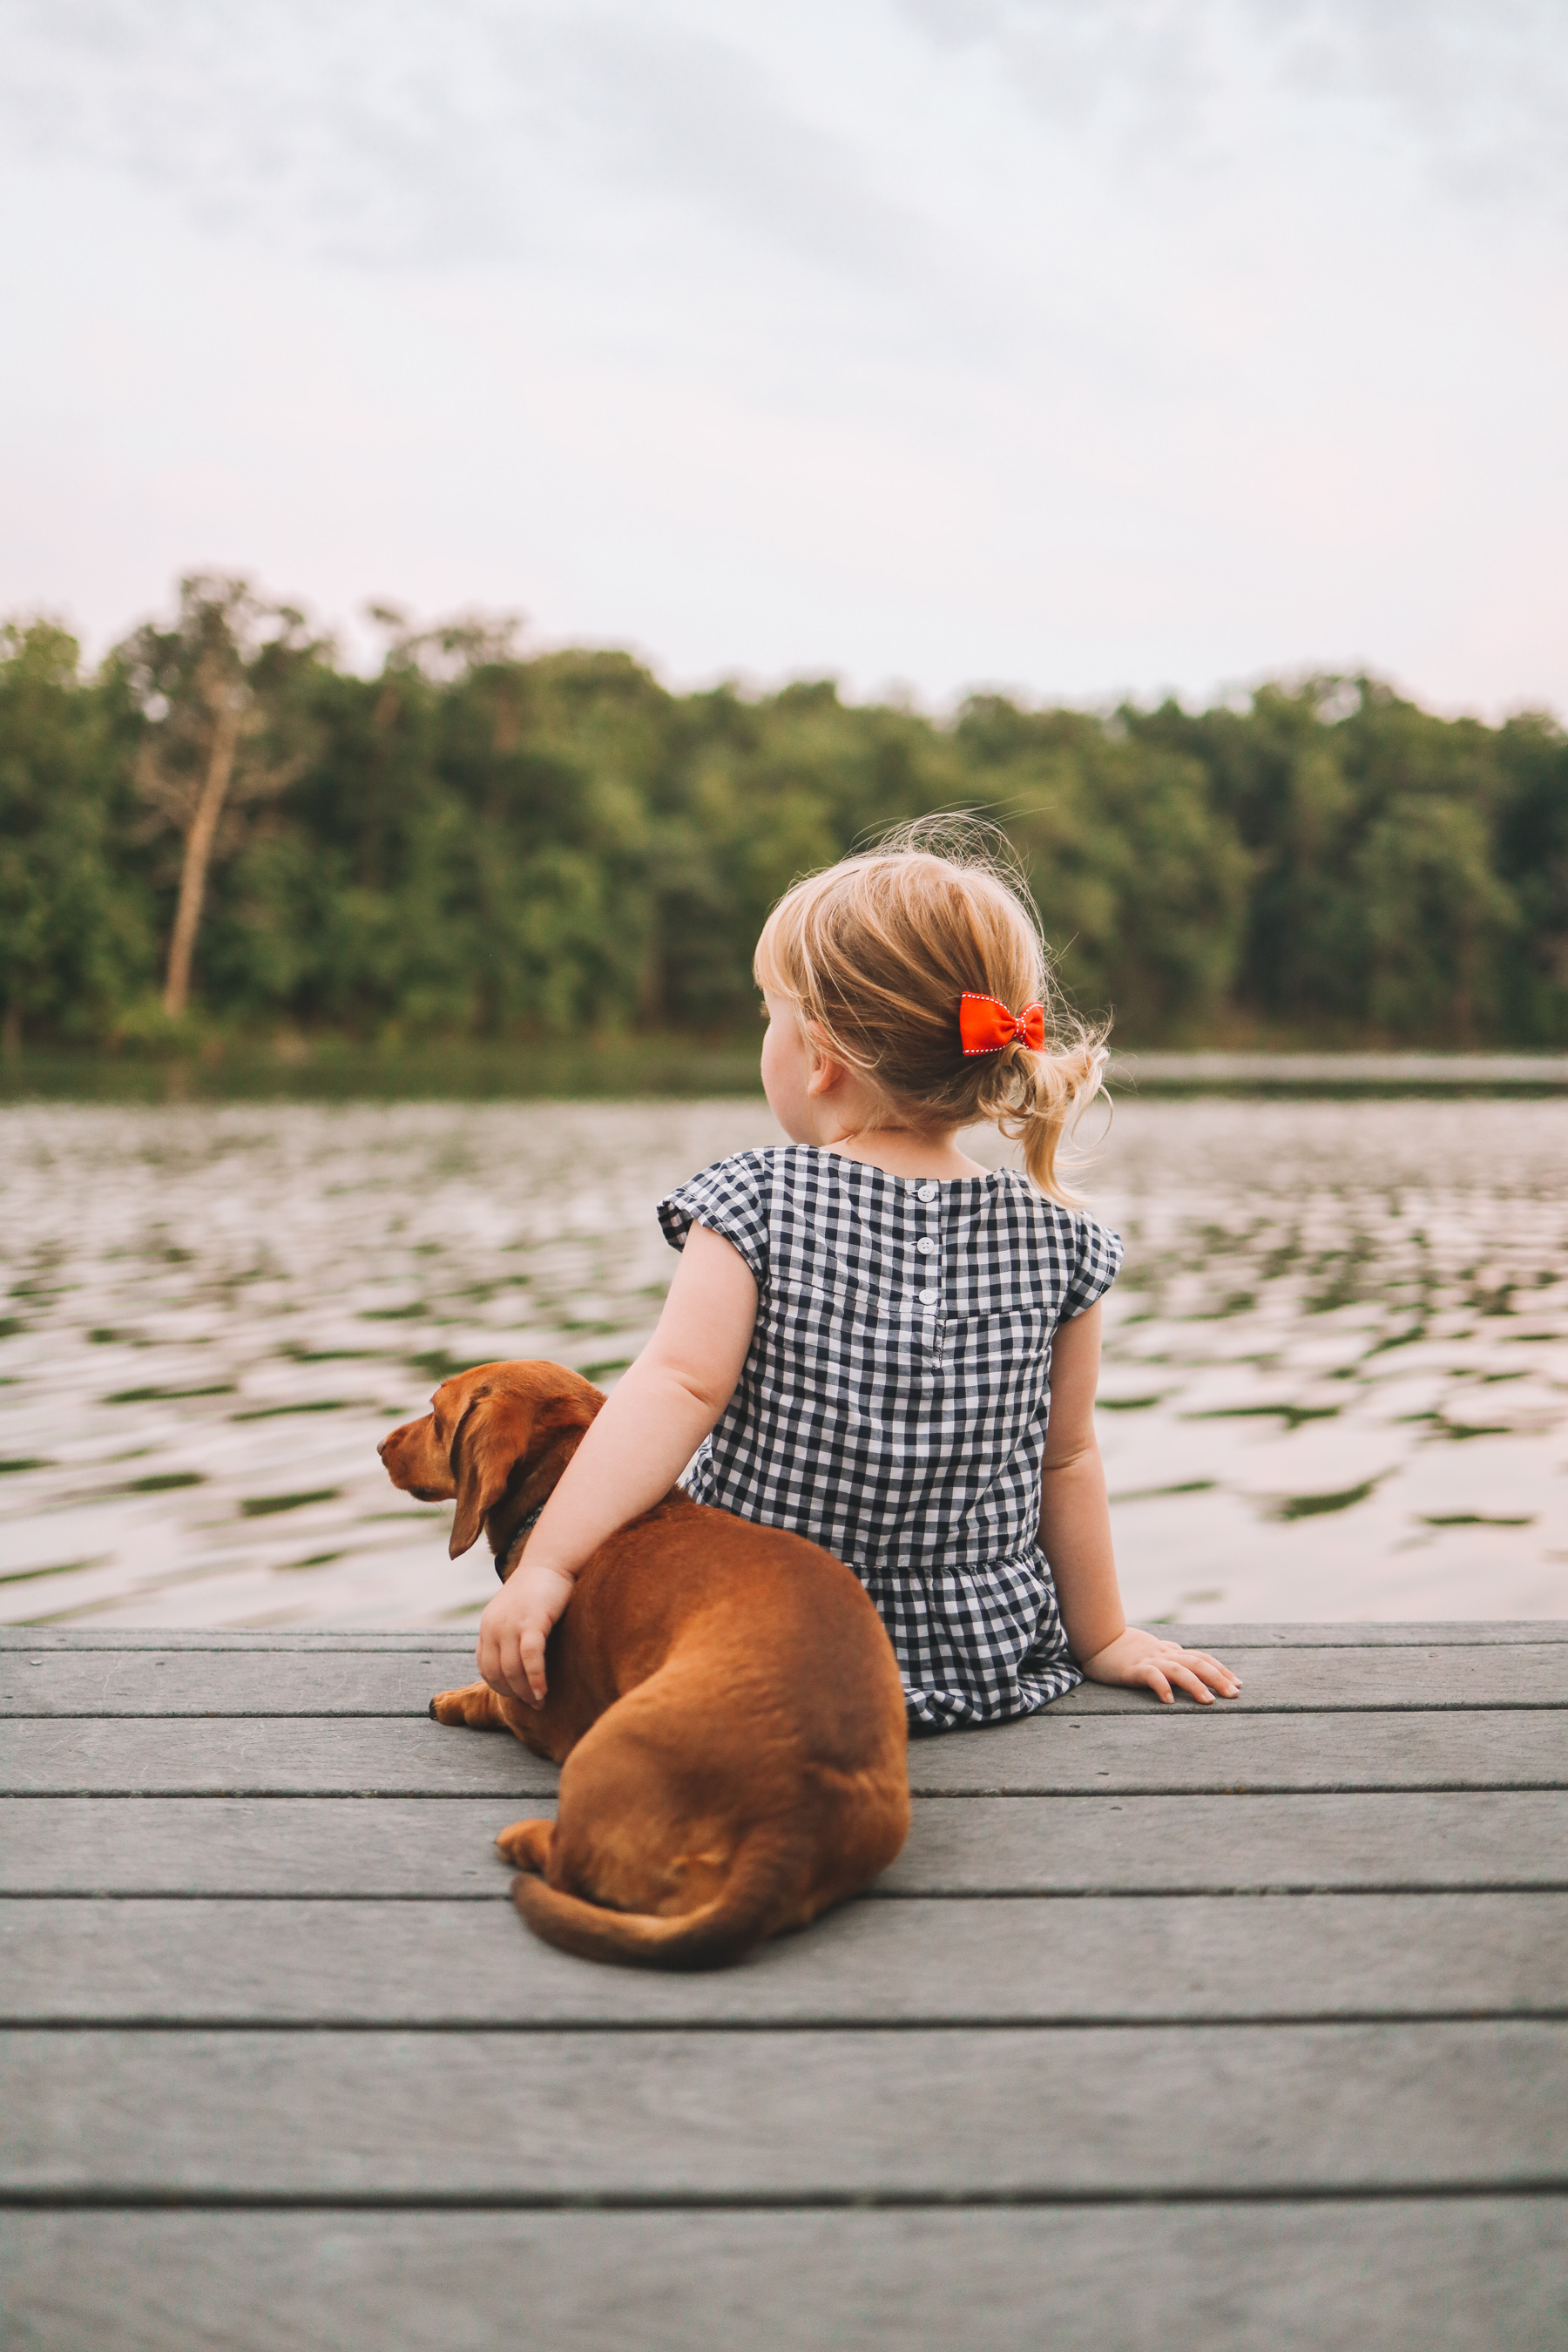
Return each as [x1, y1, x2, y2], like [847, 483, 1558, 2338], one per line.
[802, 1023, 846, 1099]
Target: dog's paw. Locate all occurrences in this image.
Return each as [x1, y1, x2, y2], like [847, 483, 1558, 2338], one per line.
[496, 1817, 554, 1875]
[429, 1680, 498, 1728]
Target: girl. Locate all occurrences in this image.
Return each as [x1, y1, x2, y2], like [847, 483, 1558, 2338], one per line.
[476, 829, 1237, 1722]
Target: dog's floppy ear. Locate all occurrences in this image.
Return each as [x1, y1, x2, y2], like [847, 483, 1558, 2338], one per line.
[448, 1389, 531, 1558]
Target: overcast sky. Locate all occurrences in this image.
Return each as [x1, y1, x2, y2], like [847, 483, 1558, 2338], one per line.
[3, 0, 1565, 713]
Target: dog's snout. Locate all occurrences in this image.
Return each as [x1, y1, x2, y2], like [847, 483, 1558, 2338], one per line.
[376, 1436, 389, 1460]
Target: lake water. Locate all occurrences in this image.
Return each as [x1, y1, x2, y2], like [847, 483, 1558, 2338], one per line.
[2, 1098, 1565, 1629]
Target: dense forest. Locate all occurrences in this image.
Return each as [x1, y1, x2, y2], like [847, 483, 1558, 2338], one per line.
[3, 574, 1566, 1057]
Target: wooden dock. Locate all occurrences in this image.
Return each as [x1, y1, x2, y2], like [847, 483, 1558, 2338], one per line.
[3, 1622, 1565, 2349]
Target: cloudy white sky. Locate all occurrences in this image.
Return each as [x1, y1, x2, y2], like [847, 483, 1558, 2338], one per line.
[3, 0, 1565, 711]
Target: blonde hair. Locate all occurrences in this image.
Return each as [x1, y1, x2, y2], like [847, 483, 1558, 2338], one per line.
[754, 819, 1110, 1204]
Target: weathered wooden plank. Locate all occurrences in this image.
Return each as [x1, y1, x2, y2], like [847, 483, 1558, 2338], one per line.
[5, 2204, 1565, 2352]
[7, 1645, 1564, 1717]
[0, 1720, 559, 1797]
[1151, 1623, 1568, 1648]
[5, 2023, 1565, 2196]
[0, 1796, 544, 1896]
[1055, 1646, 1566, 1712]
[7, 1791, 1565, 1897]
[8, 1711, 1558, 1796]
[904, 1711, 1568, 1794]
[0, 1630, 480, 1651]
[3, 1621, 1565, 1652]
[5, 1893, 1564, 2028]
[0, 1652, 474, 1717]
[885, 1793, 1568, 1893]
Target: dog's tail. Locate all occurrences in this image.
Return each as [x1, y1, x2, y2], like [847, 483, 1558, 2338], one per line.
[510, 1836, 799, 1972]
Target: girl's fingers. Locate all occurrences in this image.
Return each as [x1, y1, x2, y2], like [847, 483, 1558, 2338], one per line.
[1165, 1663, 1215, 1703]
[1159, 1644, 1240, 1696]
[494, 1631, 524, 1703]
[1139, 1665, 1175, 1704]
[476, 1603, 547, 1706]
[511, 1620, 544, 1705]
[1183, 1648, 1240, 1686]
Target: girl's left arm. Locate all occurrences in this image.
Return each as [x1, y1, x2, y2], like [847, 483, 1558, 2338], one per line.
[1039, 1303, 1240, 1705]
[476, 1224, 759, 1707]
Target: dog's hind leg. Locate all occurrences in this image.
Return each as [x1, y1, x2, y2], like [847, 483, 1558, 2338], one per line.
[496, 1818, 555, 1875]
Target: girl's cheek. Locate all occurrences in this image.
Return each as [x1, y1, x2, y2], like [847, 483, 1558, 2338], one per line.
[760, 1024, 791, 1100]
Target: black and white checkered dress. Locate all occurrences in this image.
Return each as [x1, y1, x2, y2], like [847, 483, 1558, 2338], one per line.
[658, 1147, 1123, 1733]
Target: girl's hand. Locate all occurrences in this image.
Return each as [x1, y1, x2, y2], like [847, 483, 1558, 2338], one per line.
[1078, 1626, 1240, 1706]
[476, 1561, 578, 1707]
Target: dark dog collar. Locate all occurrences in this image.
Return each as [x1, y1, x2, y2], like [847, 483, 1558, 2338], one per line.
[495, 1500, 545, 1581]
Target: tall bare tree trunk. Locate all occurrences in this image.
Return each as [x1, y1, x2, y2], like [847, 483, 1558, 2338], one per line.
[163, 691, 242, 1017]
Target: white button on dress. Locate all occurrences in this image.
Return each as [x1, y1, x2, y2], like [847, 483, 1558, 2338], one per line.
[917, 1184, 938, 1202]
[919, 1288, 939, 1306]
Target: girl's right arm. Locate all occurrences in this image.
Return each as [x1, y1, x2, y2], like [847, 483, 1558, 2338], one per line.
[1041, 1303, 1240, 1705]
[476, 1224, 758, 1707]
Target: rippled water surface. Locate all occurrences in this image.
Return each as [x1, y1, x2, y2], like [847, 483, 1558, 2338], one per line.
[2, 1098, 1565, 1627]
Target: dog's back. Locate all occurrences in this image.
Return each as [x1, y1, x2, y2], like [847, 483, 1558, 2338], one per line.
[503, 1503, 910, 1968]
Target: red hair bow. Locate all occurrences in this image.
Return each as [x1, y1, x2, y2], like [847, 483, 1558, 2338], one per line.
[960, 993, 1045, 1056]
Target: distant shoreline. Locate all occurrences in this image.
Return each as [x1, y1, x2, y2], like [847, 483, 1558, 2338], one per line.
[1112, 1051, 1568, 1095]
[4, 1043, 1568, 1105]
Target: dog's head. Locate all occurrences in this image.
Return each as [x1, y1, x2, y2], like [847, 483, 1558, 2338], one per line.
[377, 1360, 605, 1563]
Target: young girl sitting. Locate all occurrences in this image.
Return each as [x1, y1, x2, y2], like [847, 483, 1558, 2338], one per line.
[476, 830, 1238, 1724]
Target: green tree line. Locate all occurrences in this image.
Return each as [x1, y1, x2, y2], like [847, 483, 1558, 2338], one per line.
[3, 575, 1565, 1054]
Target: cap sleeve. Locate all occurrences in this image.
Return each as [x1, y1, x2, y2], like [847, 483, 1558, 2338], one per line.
[657, 1152, 770, 1287]
[1060, 1212, 1123, 1321]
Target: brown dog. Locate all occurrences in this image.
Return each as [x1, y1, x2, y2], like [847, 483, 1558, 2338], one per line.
[378, 1360, 909, 1969]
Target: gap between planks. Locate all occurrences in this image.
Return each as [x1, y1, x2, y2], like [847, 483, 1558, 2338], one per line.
[7, 2183, 1568, 2212]
[4, 1622, 1565, 1650]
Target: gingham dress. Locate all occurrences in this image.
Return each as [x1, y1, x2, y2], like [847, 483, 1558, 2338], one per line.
[658, 1147, 1123, 1733]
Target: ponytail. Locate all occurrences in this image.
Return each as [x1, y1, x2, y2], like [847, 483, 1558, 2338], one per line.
[989, 1034, 1110, 1205]
[756, 817, 1112, 1204]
